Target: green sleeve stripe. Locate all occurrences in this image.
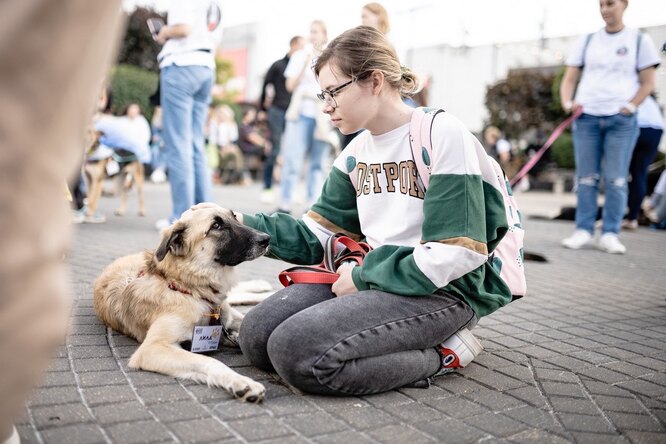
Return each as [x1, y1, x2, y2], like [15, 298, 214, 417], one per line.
[309, 167, 362, 237]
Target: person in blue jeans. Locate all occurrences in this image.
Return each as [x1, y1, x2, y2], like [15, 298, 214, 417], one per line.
[559, 0, 659, 254]
[278, 21, 332, 214]
[622, 95, 664, 230]
[154, 0, 220, 229]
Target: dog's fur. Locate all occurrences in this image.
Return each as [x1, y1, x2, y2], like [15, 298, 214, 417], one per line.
[93, 206, 270, 402]
[84, 145, 146, 218]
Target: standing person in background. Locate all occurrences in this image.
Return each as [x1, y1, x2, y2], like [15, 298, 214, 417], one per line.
[339, 2, 393, 150]
[483, 126, 512, 169]
[154, 0, 220, 231]
[559, 0, 659, 254]
[622, 95, 664, 230]
[0, 1, 123, 443]
[279, 21, 331, 214]
[259, 36, 305, 204]
[361, 2, 390, 35]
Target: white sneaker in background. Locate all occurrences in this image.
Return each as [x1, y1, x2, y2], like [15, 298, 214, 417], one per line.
[561, 229, 593, 250]
[155, 218, 172, 232]
[260, 188, 275, 204]
[598, 233, 626, 254]
[150, 169, 167, 184]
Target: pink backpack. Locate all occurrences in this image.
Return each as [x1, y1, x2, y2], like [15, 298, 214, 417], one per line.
[349, 107, 527, 299]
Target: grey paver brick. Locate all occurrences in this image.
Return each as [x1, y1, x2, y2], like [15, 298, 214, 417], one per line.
[40, 424, 107, 444]
[569, 432, 627, 444]
[267, 396, 320, 417]
[458, 365, 527, 391]
[281, 412, 349, 437]
[151, 399, 210, 423]
[381, 402, 444, 423]
[505, 386, 549, 409]
[557, 413, 616, 433]
[312, 431, 376, 444]
[366, 424, 436, 444]
[414, 418, 488, 443]
[169, 418, 235, 443]
[330, 405, 395, 430]
[91, 401, 153, 424]
[135, 384, 192, 405]
[67, 335, 109, 346]
[41, 371, 77, 387]
[31, 403, 93, 429]
[16, 425, 40, 444]
[549, 396, 599, 415]
[47, 358, 71, 372]
[540, 381, 587, 398]
[616, 379, 666, 398]
[423, 396, 490, 419]
[502, 406, 566, 434]
[592, 394, 645, 413]
[507, 429, 571, 444]
[623, 430, 666, 444]
[462, 412, 528, 437]
[227, 415, 294, 442]
[112, 345, 139, 358]
[212, 400, 269, 421]
[605, 411, 664, 432]
[28, 386, 81, 407]
[105, 419, 174, 444]
[82, 385, 137, 407]
[72, 357, 119, 373]
[463, 388, 528, 412]
[432, 375, 487, 395]
[78, 370, 127, 387]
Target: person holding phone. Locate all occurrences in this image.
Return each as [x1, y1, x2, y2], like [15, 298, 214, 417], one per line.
[153, 0, 221, 231]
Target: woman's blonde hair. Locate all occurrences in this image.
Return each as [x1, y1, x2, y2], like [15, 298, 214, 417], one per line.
[314, 26, 419, 98]
[363, 2, 390, 35]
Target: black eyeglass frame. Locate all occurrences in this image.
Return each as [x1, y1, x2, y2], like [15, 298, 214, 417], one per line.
[316, 79, 354, 108]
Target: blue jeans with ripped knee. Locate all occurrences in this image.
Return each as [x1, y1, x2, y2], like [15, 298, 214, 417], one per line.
[572, 113, 639, 235]
[238, 284, 476, 396]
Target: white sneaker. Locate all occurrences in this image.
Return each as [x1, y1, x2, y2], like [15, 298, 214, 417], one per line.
[598, 233, 626, 254]
[150, 169, 167, 183]
[561, 229, 593, 250]
[260, 189, 275, 204]
[155, 218, 172, 232]
[435, 328, 484, 375]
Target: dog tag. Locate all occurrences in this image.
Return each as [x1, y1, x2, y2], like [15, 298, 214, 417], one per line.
[190, 325, 222, 353]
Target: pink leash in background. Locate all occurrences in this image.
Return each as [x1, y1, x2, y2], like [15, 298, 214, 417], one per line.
[509, 107, 583, 187]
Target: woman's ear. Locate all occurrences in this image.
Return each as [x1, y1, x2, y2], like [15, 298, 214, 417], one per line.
[371, 70, 385, 96]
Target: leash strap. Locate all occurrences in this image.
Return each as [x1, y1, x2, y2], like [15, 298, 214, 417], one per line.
[509, 108, 583, 187]
[278, 234, 371, 287]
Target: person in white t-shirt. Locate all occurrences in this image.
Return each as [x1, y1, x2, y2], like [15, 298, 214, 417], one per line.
[622, 95, 664, 230]
[278, 20, 332, 214]
[559, 0, 660, 254]
[154, 0, 220, 231]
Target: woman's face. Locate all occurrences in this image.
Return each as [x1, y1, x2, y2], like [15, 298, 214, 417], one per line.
[318, 63, 369, 135]
[361, 8, 380, 30]
[599, 0, 626, 27]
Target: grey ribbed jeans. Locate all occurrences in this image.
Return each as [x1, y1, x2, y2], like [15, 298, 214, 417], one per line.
[239, 284, 476, 396]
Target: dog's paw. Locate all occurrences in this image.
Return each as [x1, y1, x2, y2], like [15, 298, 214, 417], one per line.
[213, 374, 265, 403]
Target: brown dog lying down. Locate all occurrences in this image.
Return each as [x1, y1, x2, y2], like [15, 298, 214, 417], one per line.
[93, 206, 270, 402]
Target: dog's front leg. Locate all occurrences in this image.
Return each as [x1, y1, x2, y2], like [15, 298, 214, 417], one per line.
[130, 315, 265, 402]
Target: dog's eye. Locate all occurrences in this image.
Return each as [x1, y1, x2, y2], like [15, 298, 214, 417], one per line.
[211, 221, 223, 231]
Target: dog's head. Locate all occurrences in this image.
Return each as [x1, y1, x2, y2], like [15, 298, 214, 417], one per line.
[154, 206, 270, 268]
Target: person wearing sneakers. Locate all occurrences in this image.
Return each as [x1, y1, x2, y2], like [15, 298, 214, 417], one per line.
[559, 0, 660, 254]
[218, 26, 512, 396]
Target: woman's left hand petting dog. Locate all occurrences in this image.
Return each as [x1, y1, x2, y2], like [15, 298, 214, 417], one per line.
[93, 205, 270, 402]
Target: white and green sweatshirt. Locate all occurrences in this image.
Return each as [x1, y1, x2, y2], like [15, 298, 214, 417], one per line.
[244, 112, 512, 317]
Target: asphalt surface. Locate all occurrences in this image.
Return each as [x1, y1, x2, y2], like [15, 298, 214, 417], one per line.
[15, 181, 666, 444]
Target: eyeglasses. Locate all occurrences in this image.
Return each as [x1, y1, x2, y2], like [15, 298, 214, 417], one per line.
[317, 79, 354, 109]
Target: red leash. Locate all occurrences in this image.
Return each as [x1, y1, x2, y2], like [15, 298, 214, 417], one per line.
[278, 234, 371, 287]
[509, 108, 583, 187]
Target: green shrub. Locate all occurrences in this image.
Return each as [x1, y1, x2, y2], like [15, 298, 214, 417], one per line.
[550, 131, 575, 169]
[109, 64, 159, 120]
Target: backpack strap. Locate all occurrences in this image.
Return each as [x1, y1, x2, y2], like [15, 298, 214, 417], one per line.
[408, 107, 445, 191]
[580, 32, 594, 70]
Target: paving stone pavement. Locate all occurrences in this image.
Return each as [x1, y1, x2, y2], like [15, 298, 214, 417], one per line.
[16, 182, 666, 443]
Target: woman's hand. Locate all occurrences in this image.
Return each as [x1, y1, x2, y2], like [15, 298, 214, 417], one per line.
[331, 263, 358, 297]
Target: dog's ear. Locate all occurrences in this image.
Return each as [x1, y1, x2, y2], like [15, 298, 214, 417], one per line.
[155, 225, 188, 261]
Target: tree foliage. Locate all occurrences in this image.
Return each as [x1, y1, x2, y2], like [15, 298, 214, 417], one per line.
[109, 64, 159, 120]
[117, 7, 165, 73]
